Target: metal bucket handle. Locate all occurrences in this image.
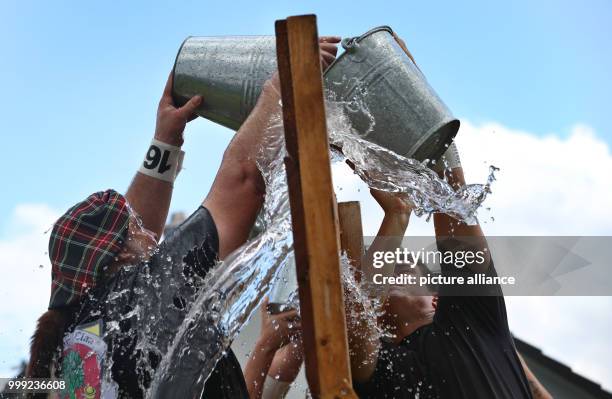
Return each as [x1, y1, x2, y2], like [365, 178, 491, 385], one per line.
[340, 25, 421, 71]
[341, 25, 393, 51]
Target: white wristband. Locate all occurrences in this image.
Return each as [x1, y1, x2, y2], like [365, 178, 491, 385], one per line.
[138, 138, 185, 183]
[262, 375, 291, 399]
[433, 141, 461, 173]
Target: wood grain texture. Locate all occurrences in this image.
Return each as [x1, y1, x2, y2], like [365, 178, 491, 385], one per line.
[275, 14, 356, 399]
[338, 201, 365, 272]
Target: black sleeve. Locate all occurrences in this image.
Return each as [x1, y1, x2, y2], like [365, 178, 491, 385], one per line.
[354, 340, 432, 399]
[435, 237, 510, 336]
[103, 206, 221, 363]
[202, 350, 249, 398]
[100, 207, 242, 397]
[157, 206, 219, 278]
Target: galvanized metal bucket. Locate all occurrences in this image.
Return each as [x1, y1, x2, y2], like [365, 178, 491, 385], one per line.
[324, 26, 459, 161]
[173, 26, 459, 161]
[172, 35, 277, 131]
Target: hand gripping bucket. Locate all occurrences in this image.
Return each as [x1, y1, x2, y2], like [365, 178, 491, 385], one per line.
[172, 35, 277, 131]
[172, 26, 459, 161]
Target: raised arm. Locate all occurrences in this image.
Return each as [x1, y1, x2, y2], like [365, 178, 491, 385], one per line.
[203, 37, 340, 259]
[362, 189, 412, 295]
[200, 75, 278, 259]
[433, 144, 492, 272]
[260, 342, 303, 399]
[517, 352, 553, 399]
[125, 72, 202, 239]
[243, 298, 301, 399]
[391, 31, 491, 269]
[347, 189, 412, 383]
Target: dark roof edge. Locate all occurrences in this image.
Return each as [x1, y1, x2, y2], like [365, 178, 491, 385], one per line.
[515, 337, 612, 399]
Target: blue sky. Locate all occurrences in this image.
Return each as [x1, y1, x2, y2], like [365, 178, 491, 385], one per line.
[1, 0, 612, 388]
[0, 0, 610, 220]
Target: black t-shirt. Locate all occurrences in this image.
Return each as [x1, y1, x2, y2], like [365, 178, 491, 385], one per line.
[354, 255, 532, 398]
[67, 207, 248, 398]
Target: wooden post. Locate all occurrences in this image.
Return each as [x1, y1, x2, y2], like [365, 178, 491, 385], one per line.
[275, 15, 356, 399]
[338, 202, 364, 271]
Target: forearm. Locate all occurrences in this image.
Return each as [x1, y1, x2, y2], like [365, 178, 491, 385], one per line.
[345, 282, 381, 383]
[244, 339, 278, 399]
[363, 212, 410, 289]
[517, 352, 553, 399]
[125, 131, 184, 239]
[433, 167, 491, 270]
[125, 70, 197, 240]
[347, 214, 398, 383]
[433, 167, 482, 237]
[203, 82, 280, 258]
[125, 172, 172, 240]
[222, 81, 281, 166]
[267, 343, 303, 382]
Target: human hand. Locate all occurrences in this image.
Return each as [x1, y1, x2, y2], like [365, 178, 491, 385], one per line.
[154, 71, 203, 147]
[319, 36, 341, 70]
[370, 188, 413, 215]
[341, 158, 413, 214]
[259, 297, 301, 350]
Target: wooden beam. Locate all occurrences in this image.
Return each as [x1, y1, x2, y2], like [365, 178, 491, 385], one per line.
[275, 15, 356, 399]
[338, 201, 364, 272]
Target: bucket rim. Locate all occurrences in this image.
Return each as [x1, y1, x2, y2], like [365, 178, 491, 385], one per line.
[171, 35, 277, 105]
[323, 26, 394, 77]
[408, 118, 460, 161]
[171, 35, 193, 105]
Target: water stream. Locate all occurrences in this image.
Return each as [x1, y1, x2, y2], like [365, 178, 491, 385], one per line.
[100, 96, 497, 397]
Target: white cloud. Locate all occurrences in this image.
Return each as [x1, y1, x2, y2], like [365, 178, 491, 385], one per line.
[334, 120, 612, 391]
[334, 121, 612, 236]
[457, 121, 612, 235]
[506, 296, 612, 392]
[0, 204, 59, 377]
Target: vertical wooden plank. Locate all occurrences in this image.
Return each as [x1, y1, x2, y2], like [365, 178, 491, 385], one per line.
[275, 15, 356, 399]
[338, 201, 364, 272]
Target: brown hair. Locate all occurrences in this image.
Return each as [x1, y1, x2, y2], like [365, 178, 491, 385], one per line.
[26, 307, 76, 379]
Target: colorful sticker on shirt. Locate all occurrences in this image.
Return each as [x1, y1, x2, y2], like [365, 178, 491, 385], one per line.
[61, 319, 118, 399]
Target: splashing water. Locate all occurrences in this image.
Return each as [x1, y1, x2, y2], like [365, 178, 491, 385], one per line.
[98, 94, 497, 397]
[325, 99, 497, 224]
[146, 111, 296, 397]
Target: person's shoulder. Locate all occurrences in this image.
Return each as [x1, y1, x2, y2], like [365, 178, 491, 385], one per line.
[160, 207, 219, 258]
[354, 338, 430, 398]
[203, 349, 249, 398]
[378, 336, 423, 362]
[400, 321, 436, 345]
